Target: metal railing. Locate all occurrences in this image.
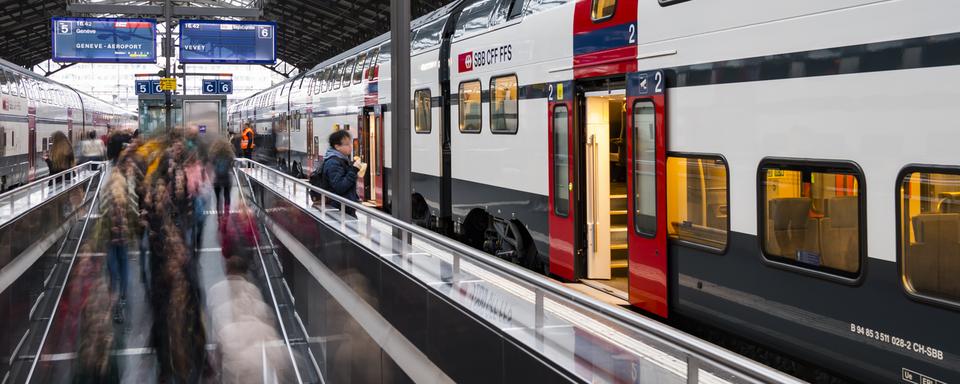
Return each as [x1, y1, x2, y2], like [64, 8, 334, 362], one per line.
[0, 161, 102, 227]
[235, 158, 803, 384]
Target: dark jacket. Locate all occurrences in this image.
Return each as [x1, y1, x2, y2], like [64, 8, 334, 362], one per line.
[321, 147, 358, 210]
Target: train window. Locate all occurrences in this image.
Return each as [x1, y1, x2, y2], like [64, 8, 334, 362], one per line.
[413, 16, 446, 51]
[0, 70, 7, 94]
[490, 75, 518, 134]
[365, 48, 380, 80]
[334, 63, 344, 90]
[591, 0, 617, 21]
[459, 81, 482, 133]
[759, 159, 864, 280]
[633, 100, 657, 236]
[314, 74, 322, 95]
[353, 52, 367, 84]
[553, 105, 570, 217]
[455, 0, 497, 38]
[414, 89, 431, 134]
[491, 0, 525, 26]
[898, 167, 960, 307]
[667, 155, 729, 252]
[342, 58, 355, 88]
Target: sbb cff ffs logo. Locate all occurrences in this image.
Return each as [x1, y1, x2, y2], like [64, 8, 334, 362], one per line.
[458, 44, 513, 73]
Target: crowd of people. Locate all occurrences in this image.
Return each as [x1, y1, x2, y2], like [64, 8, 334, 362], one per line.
[41, 125, 291, 383]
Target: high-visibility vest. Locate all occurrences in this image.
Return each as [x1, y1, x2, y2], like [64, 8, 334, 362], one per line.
[240, 127, 255, 150]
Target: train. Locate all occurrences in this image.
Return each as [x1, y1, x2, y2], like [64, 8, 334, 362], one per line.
[0, 58, 137, 190]
[228, 0, 960, 382]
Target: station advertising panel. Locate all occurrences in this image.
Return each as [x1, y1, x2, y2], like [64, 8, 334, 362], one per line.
[179, 20, 276, 64]
[51, 17, 157, 63]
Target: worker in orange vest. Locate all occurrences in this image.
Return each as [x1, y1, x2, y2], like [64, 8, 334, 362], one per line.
[240, 124, 255, 159]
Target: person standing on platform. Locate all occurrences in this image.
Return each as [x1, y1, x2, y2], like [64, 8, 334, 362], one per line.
[239, 123, 255, 160]
[321, 130, 361, 216]
[79, 131, 106, 166]
[45, 131, 75, 176]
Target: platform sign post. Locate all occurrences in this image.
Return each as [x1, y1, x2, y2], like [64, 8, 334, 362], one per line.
[135, 80, 151, 95]
[51, 17, 157, 63]
[202, 79, 218, 94]
[151, 80, 162, 94]
[218, 80, 233, 94]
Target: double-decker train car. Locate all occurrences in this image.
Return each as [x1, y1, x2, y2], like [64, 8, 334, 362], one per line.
[0, 58, 136, 190]
[230, 0, 960, 382]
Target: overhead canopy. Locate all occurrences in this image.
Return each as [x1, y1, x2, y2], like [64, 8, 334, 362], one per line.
[0, 0, 450, 71]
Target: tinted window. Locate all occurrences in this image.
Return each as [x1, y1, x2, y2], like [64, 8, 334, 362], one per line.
[413, 17, 446, 51]
[342, 59, 354, 88]
[455, 0, 497, 37]
[899, 169, 960, 306]
[592, 0, 617, 21]
[334, 63, 344, 89]
[365, 47, 380, 80]
[459, 81, 482, 133]
[633, 100, 657, 236]
[353, 52, 367, 84]
[667, 156, 729, 251]
[414, 89, 431, 133]
[553, 105, 569, 216]
[490, 75, 518, 134]
[760, 160, 863, 278]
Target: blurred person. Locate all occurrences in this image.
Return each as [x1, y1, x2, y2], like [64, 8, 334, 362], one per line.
[163, 229, 209, 383]
[73, 279, 119, 383]
[184, 151, 208, 252]
[44, 131, 75, 176]
[78, 131, 106, 165]
[100, 170, 136, 323]
[210, 138, 236, 216]
[106, 128, 132, 164]
[321, 130, 361, 215]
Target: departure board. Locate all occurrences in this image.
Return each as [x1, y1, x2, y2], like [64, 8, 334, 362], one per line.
[179, 20, 276, 64]
[51, 18, 157, 63]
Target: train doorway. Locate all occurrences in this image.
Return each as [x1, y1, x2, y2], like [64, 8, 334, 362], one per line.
[358, 106, 383, 207]
[580, 87, 629, 299]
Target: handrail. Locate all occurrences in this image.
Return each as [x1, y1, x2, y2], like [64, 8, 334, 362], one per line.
[0, 161, 103, 228]
[24, 165, 105, 383]
[234, 159, 802, 384]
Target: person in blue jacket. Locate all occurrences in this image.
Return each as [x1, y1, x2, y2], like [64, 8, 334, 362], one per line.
[321, 129, 361, 215]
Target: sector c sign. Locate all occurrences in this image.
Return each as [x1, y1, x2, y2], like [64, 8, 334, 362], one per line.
[52, 17, 157, 63]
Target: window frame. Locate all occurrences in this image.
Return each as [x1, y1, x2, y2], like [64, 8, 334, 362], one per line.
[756, 157, 867, 285]
[658, 0, 692, 7]
[632, 99, 657, 238]
[458, 79, 482, 134]
[489, 74, 519, 135]
[895, 164, 960, 311]
[414, 88, 432, 134]
[590, 0, 617, 22]
[342, 58, 355, 88]
[553, 104, 570, 217]
[666, 152, 731, 254]
[353, 52, 367, 84]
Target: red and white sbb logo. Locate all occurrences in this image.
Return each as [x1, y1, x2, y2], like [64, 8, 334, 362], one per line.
[459, 52, 473, 73]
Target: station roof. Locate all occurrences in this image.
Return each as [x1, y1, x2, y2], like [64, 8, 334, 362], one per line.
[0, 0, 450, 72]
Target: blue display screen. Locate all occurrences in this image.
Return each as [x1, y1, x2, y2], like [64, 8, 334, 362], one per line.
[51, 18, 157, 63]
[179, 20, 276, 64]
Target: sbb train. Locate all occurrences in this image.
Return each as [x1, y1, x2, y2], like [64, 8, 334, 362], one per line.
[228, 0, 960, 382]
[0, 58, 137, 190]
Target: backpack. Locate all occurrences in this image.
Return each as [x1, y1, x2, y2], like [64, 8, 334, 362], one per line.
[308, 159, 325, 201]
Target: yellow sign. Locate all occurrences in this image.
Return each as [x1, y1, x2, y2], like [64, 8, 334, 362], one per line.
[557, 83, 564, 101]
[159, 77, 176, 91]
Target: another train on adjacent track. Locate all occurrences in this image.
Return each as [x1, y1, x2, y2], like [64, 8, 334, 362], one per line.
[0, 58, 137, 190]
[229, 0, 960, 382]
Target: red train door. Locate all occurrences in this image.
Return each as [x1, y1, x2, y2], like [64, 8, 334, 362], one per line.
[548, 81, 577, 280]
[625, 70, 668, 317]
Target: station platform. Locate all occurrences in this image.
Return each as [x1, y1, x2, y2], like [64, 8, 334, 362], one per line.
[0, 159, 802, 384]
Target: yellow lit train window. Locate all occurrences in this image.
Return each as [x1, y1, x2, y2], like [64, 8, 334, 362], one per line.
[667, 156, 728, 251]
[899, 169, 960, 306]
[459, 81, 482, 133]
[490, 75, 518, 134]
[760, 160, 863, 278]
[414, 89, 431, 134]
[591, 0, 617, 21]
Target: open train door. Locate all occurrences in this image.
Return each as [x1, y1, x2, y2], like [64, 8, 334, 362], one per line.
[548, 81, 577, 280]
[625, 70, 668, 317]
